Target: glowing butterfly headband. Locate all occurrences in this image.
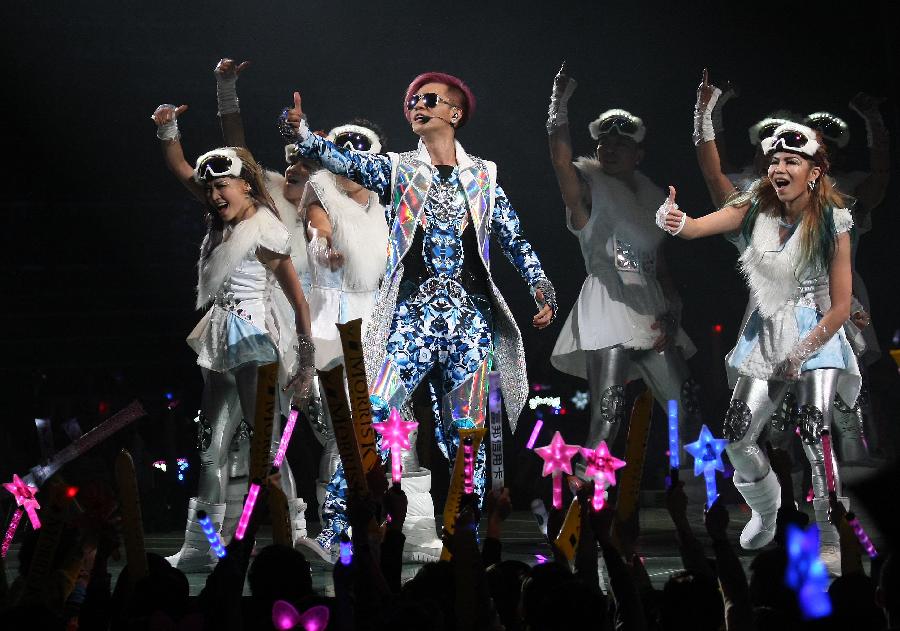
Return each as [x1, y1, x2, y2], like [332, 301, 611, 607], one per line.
[804, 111, 850, 148]
[327, 124, 382, 154]
[761, 122, 820, 158]
[194, 147, 244, 182]
[589, 108, 646, 143]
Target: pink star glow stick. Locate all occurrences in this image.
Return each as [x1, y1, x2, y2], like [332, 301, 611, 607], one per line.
[3, 474, 41, 529]
[2, 509, 23, 558]
[820, 430, 836, 494]
[273, 408, 299, 469]
[580, 442, 626, 511]
[463, 437, 475, 495]
[373, 407, 419, 485]
[234, 480, 261, 541]
[535, 431, 581, 509]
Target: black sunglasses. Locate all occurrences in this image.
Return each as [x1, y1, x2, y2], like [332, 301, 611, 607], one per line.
[406, 92, 457, 110]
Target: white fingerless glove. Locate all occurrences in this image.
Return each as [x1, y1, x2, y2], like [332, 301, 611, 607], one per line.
[215, 63, 240, 116]
[655, 198, 685, 235]
[692, 85, 722, 146]
[152, 104, 181, 141]
[711, 86, 736, 135]
[307, 235, 332, 267]
[547, 73, 577, 135]
[774, 323, 831, 381]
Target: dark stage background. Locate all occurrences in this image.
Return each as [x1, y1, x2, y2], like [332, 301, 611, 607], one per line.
[2, 1, 897, 521]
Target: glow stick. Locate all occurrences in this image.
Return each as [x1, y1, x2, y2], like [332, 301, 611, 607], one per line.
[339, 538, 353, 566]
[273, 408, 299, 469]
[3, 474, 41, 529]
[667, 399, 680, 470]
[785, 524, 831, 619]
[234, 480, 261, 541]
[534, 432, 580, 510]
[525, 419, 543, 450]
[581, 441, 626, 511]
[372, 407, 418, 485]
[197, 510, 226, 558]
[820, 430, 836, 494]
[684, 425, 729, 509]
[463, 437, 475, 495]
[2, 509, 23, 558]
[846, 512, 878, 559]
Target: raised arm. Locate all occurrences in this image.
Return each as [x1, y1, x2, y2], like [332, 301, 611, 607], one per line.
[656, 186, 749, 239]
[280, 92, 392, 202]
[151, 104, 204, 201]
[693, 69, 741, 208]
[214, 57, 251, 148]
[546, 63, 591, 230]
[492, 182, 557, 327]
[848, 92, 891, 213]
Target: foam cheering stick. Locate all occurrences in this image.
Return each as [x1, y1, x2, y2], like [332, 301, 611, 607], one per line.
[785, 524, 832, 619]
[273, 407, 299, 469]
[581, 441, 626, 511]
[667, 399, 680, 470]
[373, 407, 419, 485]
[463, 437, 475, 495]
[487, 370, 505, 490]
[234, 479, 261, 541]
[845, 511, 878, 559]
[115, 449, 148, 581]
[197, 510, 226, 558]
[534, 431, 581, 509]
[819, 429, 836, 494]
[616, 389, 653, 523]
[3, 474, 41, 529]
[684, 424, 729, 509]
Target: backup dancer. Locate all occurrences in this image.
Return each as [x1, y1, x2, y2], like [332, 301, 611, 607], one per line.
[152, 104, 314, 571]
[213, 57, 319, 546]
[281, 72, 557, 561]
[658, 122, 859, 570]
[295, 120, 390, 561]
[546, 65, 699, 460]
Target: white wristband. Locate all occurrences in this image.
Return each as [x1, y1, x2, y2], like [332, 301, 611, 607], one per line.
[216, 75, 240, 116]
[156, 118, 180, 142]
[655, 199, 685, 235]
[547, 76, 577, 135]
[692, 86, 721, 146]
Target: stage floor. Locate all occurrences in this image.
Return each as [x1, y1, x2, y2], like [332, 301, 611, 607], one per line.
[3, 499, 879, 596]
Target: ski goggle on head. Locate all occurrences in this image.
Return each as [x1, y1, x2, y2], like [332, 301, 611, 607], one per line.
[760, 122, 821, 158]
[588, 109, 646, 143]
[326, 124, 382, 154]
[194, 148, 244, 182]
[804, 112, 849, 148]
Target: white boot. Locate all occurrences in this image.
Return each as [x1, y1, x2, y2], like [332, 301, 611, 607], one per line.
[288, 498, 309, 547]
[734, 469, 781, 549]
[166, 498, 226, 572]
[400, 469, 443, 563]
[814, 496, 849, 576]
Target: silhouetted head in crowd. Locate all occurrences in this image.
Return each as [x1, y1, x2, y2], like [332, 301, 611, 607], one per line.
[878, 552, 899, 628]
[659, 571, 723, 631]
[112, 553, 190, 625]
[247, 544, 314, 605]
[749, 547, 801, 620]
[486, 560, 530, 631]
[519, 561, 573, 630]
[380, 597, 446, 631]
[402, 561, 455, 629]
[828, 573, 884, 628]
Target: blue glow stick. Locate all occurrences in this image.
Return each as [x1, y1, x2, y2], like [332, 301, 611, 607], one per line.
[339, 538, 353, 566]
[197, 510, 226, 558]
[667, 399, 679, 470]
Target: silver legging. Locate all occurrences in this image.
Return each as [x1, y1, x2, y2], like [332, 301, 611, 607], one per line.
[585, 345, 694, 452]
[197, 365, 296, 504]
[725, 369, 841, 500]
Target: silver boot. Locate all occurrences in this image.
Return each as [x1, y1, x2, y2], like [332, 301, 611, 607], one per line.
[166, 498, 226, 572]
[734, 469, 781, 549]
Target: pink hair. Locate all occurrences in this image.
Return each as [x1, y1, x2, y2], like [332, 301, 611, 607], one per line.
[403, 72, 476, 128]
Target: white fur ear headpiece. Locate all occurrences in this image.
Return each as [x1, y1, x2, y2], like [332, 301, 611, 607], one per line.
[748, 116, 792, 146]
[194, 147, 243, 182]
[327, 124, 382, 153]
[588, 108, 646, 143]
[804, 111, 850, 148]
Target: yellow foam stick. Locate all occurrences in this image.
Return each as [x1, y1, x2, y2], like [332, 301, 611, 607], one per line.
[320, 364, 368, 495]
[616, 388, 653, 523]
[337, 320, 383, 477]
[267, 483, 292, 547]
[440, 427, 487, 561]
[890, 349, 900, 369]
[554, 496, 583, 562]
[249, 363, 278, 481]
[115, 449, 148, 582]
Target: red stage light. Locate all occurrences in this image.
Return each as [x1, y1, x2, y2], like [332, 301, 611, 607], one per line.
[98, 401, 109, 414]
[712, 324, 723, 333]
[66, 486, 79, 498]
